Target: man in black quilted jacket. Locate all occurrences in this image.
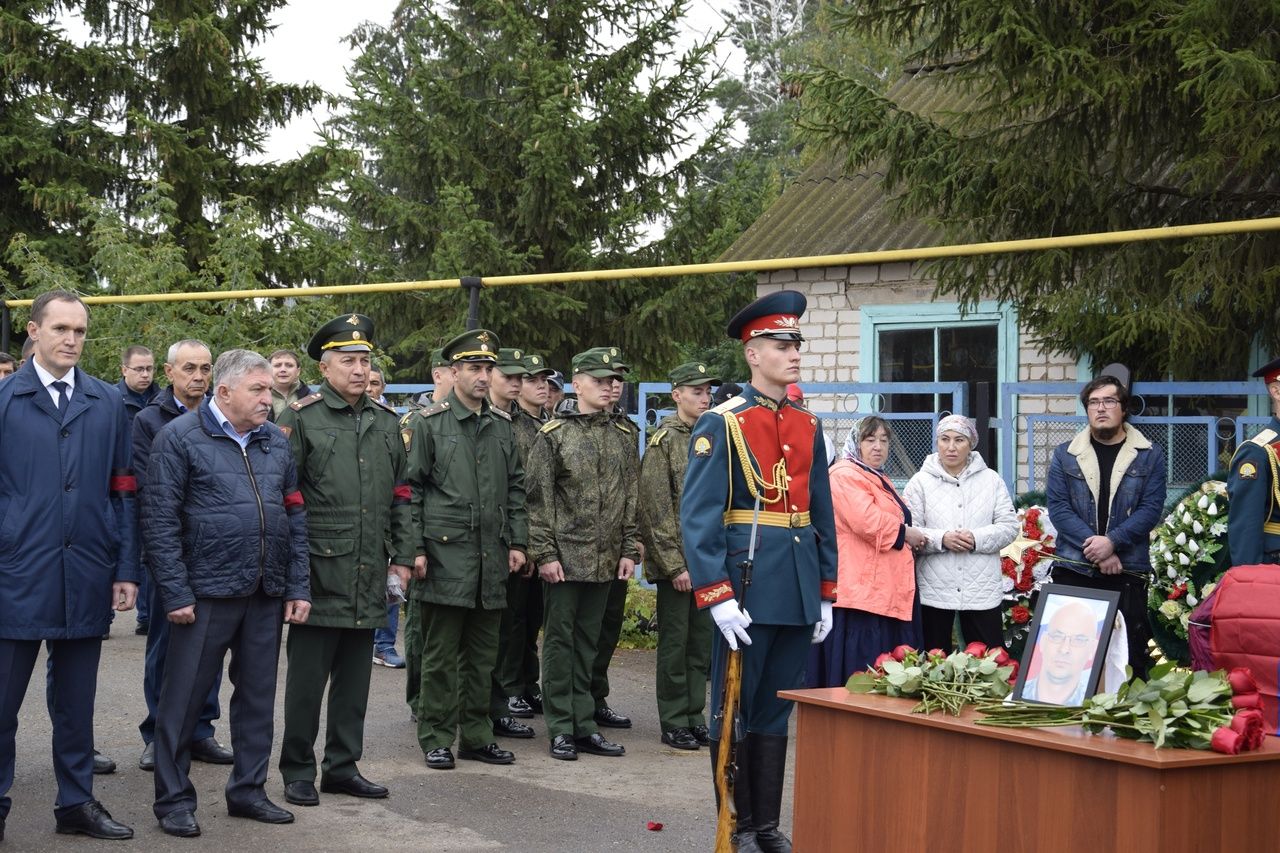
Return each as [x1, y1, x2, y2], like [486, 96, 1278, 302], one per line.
[142, 349, 312, 838]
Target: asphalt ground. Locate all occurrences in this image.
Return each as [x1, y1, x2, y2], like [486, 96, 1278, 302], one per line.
[5, 625, 796, 852]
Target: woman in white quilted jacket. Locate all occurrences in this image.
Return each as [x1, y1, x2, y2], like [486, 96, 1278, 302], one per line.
[903, 415, 1018, 652]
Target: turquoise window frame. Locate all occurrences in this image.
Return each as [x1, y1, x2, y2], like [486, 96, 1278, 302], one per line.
[860, 299, 1019, 470]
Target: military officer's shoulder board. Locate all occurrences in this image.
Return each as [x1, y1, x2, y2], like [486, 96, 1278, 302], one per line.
[1247, 428, 1279, 448]
[370, 398, 399, 417]
[613, 419, 635, 435]
[1235, 428, 1280, 480]
[398, 410, 417, 429]
[290, 392, 323, 411]
[539, 419, 564, 434]
[490, 406, 512, 421]
[421, 400, 451, 418]
[710, 395, 744, 416]
[648, 427, 668, 447]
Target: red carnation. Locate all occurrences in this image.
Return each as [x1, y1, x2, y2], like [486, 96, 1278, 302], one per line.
[1168, 583, 1186, 601]
[963, 641, 988, 657]
[1002, 557, 1017, 578]
[1231, 691, 1262, 711]
[873, 652, 893, 670]
[1211, 727, 1243, 755]
[1010, 605, 1032, 624]
[891, 644, 914, 662]
[1025, 508, 1041, 524]
[1015, 574, 1034, 593]
[1228, 668, 1259, 696]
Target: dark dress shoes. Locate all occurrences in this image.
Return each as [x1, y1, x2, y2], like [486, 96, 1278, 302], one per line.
[506, 695, 534, 718]
[227, 798, 294, 824]
[425, 747, 456, 770]
[593, 706, 632, 728]
[190, 736, 234, 764]
[91, 750, 116, 775]
[320, 773, 388, 799]
[159, 809, 201, 838]
[549, 734, 578, 761]
[55, 800, 134, 840]
[662, 727, 700, 750]
[494, 715, 536, 738]
[690, 724, 711, 746]
[523, 692, 544, 714]
[138, 741, 155, 771]
[575, 732, 625, 757]
[458, 743, 515, 765]
[283, 780, 320, 807]
[134, 621, 149, 636]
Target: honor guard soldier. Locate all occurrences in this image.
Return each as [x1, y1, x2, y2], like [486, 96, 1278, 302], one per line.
[495, 352, 557, 721]
[277, 313, 417, 807]
[1228, 357, 1280, 566]
[680, 292, 837, 853]
[591, 346, 638, 730]
[403, 330, 529, 770]
[526, 348, 641, 761]
[640, 361, 719, 751]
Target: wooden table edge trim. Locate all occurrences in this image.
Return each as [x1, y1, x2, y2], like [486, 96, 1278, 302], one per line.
[779, 687, 1280, 769]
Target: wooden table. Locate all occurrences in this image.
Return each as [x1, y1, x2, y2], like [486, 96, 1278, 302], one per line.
[779, 688, 1280, 853]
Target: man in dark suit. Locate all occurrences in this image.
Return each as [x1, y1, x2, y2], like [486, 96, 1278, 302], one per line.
[0, 290, 141, 842]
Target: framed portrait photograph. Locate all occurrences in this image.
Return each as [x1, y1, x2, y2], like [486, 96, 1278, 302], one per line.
[1011, 584, 1121, 706]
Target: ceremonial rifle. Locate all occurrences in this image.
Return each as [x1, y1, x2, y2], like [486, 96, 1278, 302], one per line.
[713, 496, 760, 853]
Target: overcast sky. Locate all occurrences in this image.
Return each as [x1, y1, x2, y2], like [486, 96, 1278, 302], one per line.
[255, 0, 730, 162]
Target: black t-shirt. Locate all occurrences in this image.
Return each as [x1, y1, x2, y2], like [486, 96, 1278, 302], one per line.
[1092, 437, 1123, 534]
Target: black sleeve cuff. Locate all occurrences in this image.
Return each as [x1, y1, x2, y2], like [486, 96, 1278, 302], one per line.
[891, 523, 906, 551]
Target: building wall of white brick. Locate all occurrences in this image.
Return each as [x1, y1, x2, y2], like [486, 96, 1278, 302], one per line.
[758, 263, 1080, 494]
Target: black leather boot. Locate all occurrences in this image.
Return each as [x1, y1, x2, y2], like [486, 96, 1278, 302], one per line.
[711, 738, 760, 853]
[747, 732, 791, 853]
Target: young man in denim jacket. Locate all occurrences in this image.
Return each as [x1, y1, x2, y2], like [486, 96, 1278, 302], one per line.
[1046, 375, 1166, 679]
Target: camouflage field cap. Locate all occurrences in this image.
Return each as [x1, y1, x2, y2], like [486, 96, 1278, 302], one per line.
[571, 347, 625, 379]
[495, 347, 530, 376]
[520, 351, 555, 377]
[669, 361, 718, 388]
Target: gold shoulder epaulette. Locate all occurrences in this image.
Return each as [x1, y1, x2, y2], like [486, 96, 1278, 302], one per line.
[290, 392, 323, 411]
[710, 395, 744, 415]
[648, 428, 668, 447]
[491, 406, 512, 421]
[1248, 428, 1278, 447]
[613, 420, 635, 434]
[539, 419, 564, 434]
[398, 410, 417, 428]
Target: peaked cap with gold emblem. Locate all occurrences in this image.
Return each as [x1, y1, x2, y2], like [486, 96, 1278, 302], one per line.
[307, 312, 375, 361]
[442, 329, 500, 363]
[725, 291, 807, 343]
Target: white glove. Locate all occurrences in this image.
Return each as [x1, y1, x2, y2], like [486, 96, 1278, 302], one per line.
[812, 601, 834, 644]
[710, 600, 753, 651]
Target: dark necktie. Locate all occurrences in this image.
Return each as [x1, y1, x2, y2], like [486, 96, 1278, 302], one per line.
[51, 380, 69, 414]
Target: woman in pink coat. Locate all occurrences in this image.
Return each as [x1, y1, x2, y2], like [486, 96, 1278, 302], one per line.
[806, 416, 926, 687]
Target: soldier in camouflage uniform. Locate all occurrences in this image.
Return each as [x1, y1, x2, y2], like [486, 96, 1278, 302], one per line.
[277, 313, 417, 807]
[403, 330, 529, 770]
[526, 348, 640, 761]
[639, 361, 718, 751]
[402, 347, 452, 721]
[494, 352, 556, 722]
[589, 347, 639, 730]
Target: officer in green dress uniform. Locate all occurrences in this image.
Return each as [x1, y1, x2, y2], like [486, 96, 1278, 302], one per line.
[1228, 357, 1280, 566]
[277, 313, 417, 807]
[590, 346, 639, 730]
[402, 347, 454, 721]
[403, 330, 529, 770]
[640, 361, 719, 751]
[526, 348, 641, 761]
[494, 352, 556, 720]
[681, 292, 838, 853]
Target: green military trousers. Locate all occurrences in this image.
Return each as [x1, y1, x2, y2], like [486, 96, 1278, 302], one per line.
[654, 579, 714, 732]
[590, 578, 629, 711]
[404, 580, 424, 718]
[492, 573, 543, 716]
[279, 624, 375, 784]
[542, 580, 611, 740]
[416, 601, 502, 752]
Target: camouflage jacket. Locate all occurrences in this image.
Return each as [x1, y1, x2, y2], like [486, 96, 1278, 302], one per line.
[509, 402, 547, 461]
[403, 390, 528, 610]
[638, 414, 693, 581]
[526, 408, 641, 582]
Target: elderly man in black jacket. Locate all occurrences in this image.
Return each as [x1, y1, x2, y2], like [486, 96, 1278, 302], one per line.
[142, 349, 311, 838]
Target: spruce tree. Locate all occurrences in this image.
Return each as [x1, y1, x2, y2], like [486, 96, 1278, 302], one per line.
[796, 1, 1280, 377]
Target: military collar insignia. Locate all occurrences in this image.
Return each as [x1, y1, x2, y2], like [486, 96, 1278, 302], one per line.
[754, 395, 778, 411]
